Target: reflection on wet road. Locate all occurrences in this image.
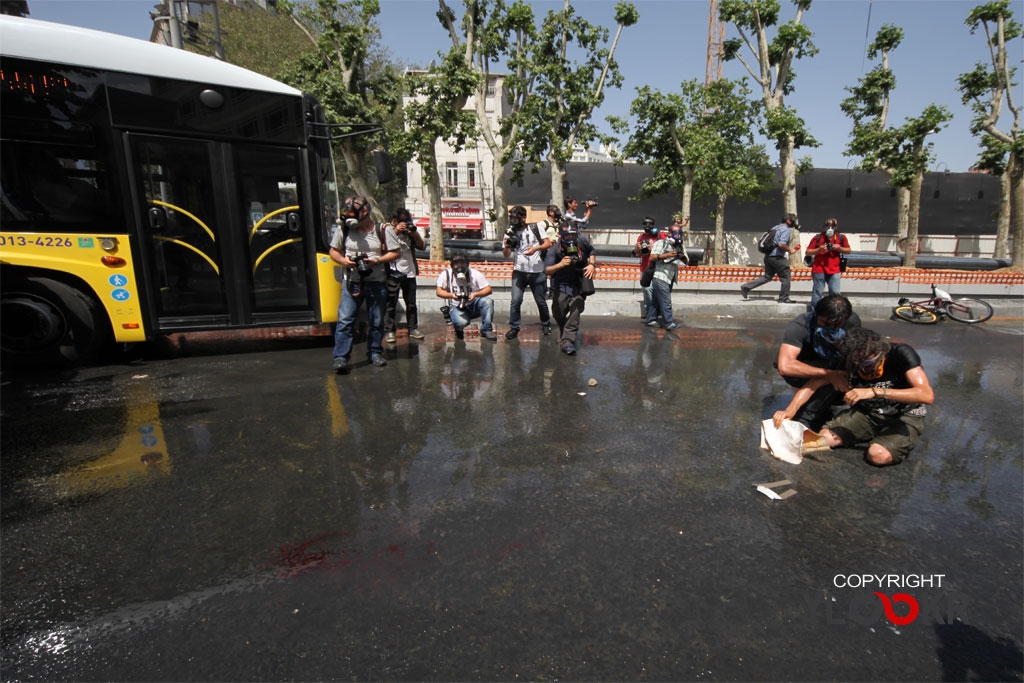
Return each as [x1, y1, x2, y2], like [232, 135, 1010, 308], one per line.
[2, 318, 1022, 681]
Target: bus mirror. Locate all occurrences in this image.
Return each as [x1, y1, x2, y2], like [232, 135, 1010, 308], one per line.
[148, 207, 166, 232]
[373, 149, 394, 185]
[287, 212, 301, 234]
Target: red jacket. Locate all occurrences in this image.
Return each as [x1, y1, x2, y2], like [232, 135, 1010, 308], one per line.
[809, 233, 849, 274]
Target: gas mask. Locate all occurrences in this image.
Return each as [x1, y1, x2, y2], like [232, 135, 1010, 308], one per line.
[450, 257, 469, 278]
[825, 228, 835, 238]
[341, 198, 369, 230]
[642, 218, 657, 234]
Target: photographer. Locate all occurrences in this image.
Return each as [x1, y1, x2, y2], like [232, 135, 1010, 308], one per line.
[633, 216, 667, 319]
[643, 223, 688, 330]
[806, 217, 851, 310]
[741, 213, 800, 304]
[502, 205, 553, 339]
[329, 195, 401, 373]
[544, 224, 597, 356]
[564, 196, 596, 233]
[435, 253, 497, 341]
[383, 207, 426, 344]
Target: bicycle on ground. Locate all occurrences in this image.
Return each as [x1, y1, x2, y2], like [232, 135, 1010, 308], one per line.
[892, 284, 993, 325]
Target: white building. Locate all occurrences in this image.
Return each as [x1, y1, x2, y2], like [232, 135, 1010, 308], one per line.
[404, 72, 510, 240]
[569, 142, 618, 164]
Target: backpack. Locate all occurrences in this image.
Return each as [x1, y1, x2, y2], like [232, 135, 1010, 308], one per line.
[757, 225, 782, 254]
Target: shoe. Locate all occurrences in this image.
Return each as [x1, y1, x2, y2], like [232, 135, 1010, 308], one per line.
[481, 330, 498, 341]
[644, 320, 658, 327]
[454, 328, 464, 340]
[385, 332, 397, 344]
[779, 298, 800, 304]
[408, 329, 425, 340]
[665, 322, 680, 330]
[332, 358, 348, 373]
[370, 354, 387, 367]
[561, 343, 576, 356]
[542, 323, 552, 335]
[505, 328, 520, 340]
[740, 286, 750, 300]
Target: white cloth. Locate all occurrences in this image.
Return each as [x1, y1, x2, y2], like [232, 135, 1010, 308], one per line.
[760, 419, 807, 465]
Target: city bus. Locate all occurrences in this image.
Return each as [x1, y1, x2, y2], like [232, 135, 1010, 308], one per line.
[0, 15, 391, 365]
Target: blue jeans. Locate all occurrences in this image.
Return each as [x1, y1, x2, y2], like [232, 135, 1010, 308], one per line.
[641, 283, 654, 316]
[333, 280, 387, 361]
[811, 272, 841, 310]
[450, 296, 494, 334]
[509, 271, 550, 330]
[644, 278, 675, 326]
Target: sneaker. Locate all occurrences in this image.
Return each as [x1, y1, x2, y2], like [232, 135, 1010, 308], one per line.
[481, 330, 498, 341]
[505, 328, 520, 340]
[454, 328, 464, 340]
[385, 331, 397, 344]
[332, 358, 348, 373]
[644, 320, 659, 327]
[370, 354, 388, 367]
[561, 343, 576, 356]
[541, 323, 552, 335]
[665, 322, 680, 330]
[408, 329, 425, 340]
[740, 286, 750, 300]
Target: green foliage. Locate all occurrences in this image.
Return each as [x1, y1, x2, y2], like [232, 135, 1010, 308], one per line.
[187, 1, 311, 76]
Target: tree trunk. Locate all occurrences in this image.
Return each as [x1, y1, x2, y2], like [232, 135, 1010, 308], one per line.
[492, 157, 509, 239]
[339, 140, 383, 222]
[1010, 149, 1024, 272]
[788, 227, 803, 269]
[681, 169, 693, 241]
[896, 186, 910, 241]
[549, 154, 566, 212]
[779, 136, 798, 215]
[713, 194, 726, 265]
[904, 168, 923, 269]
[994, 170, 1010, 259]
[422, 149, 445, 262]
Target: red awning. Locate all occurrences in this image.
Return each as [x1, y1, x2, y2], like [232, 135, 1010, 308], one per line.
[415, 217, 482, 230]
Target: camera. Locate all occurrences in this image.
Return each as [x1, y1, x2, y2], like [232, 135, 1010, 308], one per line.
[504, 226, 520, 251]
[404, 219, 416, 232]
[348, 252, 372, 296]
[582, 199, 599, 208]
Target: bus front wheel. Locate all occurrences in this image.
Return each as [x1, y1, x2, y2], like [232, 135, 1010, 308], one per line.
[1, 277, 107, 366]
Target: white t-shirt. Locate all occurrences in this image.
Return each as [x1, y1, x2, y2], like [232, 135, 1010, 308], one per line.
[384, 225, 418, 277]
[510, 224, 548, 274]
[436, 267, 490, 296]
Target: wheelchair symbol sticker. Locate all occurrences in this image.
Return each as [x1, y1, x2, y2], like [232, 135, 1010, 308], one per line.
[108, 274, 129, 287]
[111, 288, 131, 302]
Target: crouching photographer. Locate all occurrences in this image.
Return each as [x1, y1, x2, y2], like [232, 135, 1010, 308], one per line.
[436, 253, 497, 341]
[644, 222, 688, 330]
[544, 225, 596, 356]
[502, 205, 553, 339]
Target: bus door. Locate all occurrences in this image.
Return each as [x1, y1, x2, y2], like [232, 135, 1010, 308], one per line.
[127, 134, 314, 332]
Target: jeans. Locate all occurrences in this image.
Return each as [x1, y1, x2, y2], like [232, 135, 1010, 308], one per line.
[641, 282, 654, 316]
[508, 270, 550, 330]
[449, 296, 494, 333]
[552, 290, 585, 348]
[385, 273, 418, 333]
[333, 280, 387, 361]
[811, 272, 841, 310]
[742, 255, 791, 300]
[644, 278, 675, 326]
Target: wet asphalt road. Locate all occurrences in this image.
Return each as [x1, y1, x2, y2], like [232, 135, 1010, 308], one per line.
[1, 316, 1022, 682]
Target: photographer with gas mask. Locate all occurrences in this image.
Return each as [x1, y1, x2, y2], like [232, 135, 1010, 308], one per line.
[643, 222, 688, 330]
[502, 205, 553, 339]
[775, 294, 862, 430]
[741, 213, 800, 304]
[329, 196, 402, 373]
[806, 217, 851, 310]
[436, 253, 497, 341]
[383, 207, 426, 344]
[633, 216, 666, 319]
[544, 224, 597, 356]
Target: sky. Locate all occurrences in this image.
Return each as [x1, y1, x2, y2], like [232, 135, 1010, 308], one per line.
[21, 0, 1024, 173]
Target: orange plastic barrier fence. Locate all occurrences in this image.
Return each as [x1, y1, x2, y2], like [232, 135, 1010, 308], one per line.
[417, 261, 1024, 286]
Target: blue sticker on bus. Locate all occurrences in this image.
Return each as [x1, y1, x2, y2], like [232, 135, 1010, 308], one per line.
[111, 288, 131, 301]
[108, 274, 128, 287]
[140, 435, 158, 447]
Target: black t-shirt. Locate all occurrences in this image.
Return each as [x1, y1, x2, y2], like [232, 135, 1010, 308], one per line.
[781, 311, 863, 367]
[849, 344, 927, 417]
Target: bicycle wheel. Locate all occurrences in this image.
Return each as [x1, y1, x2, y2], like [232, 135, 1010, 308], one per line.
[943, 298, 993, 324]
[893, 305, 939, 324]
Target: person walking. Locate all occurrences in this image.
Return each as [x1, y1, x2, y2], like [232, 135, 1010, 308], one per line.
[741, 213, 801, 304]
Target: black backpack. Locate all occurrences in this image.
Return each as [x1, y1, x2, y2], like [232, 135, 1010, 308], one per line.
[756, 225, 782, 254]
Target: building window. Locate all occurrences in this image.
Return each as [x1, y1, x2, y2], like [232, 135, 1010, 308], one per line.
[467, 162, 476, 188]
[486, 84, 496, 98]
[446, 162, 458, 197]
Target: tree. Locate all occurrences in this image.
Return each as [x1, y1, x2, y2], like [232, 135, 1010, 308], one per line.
[435, 0, 537, 237]
[842, 25, 952, 269]
[398, 52, 479, 261]
[719, 0, 819, 238]
[521, 1, 638, 209]
[957, 0, 1023, 270]
[186, 1, 311, 77]
[277, 0, 402, 220]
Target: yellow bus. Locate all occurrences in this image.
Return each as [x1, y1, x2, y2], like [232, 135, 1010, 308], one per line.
[0, 15, 391, 365]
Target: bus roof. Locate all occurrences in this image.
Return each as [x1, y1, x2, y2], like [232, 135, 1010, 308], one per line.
[0, 15, 302, 97]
